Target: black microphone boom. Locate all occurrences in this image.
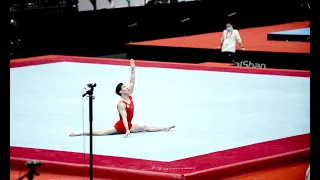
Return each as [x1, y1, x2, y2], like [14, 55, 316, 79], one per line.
[25, 161, 41, 168]
[87, 83, 97, 88]
[83, 84, 97, 97]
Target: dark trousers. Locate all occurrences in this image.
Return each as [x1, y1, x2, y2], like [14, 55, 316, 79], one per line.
[220, 51, 236, 63]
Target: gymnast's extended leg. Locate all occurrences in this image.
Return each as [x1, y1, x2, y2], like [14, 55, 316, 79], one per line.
[69, 127, 118, 136]
[130, 124, 175, 133]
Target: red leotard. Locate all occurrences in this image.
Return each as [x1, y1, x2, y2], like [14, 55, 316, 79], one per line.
[114, 96, 134, 133]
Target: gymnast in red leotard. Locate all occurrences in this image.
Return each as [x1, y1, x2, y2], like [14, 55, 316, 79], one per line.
[69, 59, 175, 138]
[113, 94, 134, 134]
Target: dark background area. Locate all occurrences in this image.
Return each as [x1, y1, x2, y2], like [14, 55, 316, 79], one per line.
[10, 0, 309, 59]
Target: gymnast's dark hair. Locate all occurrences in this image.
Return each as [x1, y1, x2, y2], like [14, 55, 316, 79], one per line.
[115, 83, 123, 96]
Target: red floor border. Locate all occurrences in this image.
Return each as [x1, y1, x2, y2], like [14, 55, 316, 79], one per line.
[10, 148, 309, 180]
[10, 55, 310, 77]
[10, 157, 183, 180]
[10, 133, 310, 174]
[184, 148, 309, 180]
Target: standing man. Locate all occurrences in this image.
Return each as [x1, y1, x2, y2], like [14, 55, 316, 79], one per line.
[220, 22, 245, 62]
[70, 59, 175, 138]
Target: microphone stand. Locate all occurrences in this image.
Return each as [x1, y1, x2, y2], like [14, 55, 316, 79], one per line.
[18, 161, 41, 180]
[82, 83, 96, 180]
[17, 167, 39, 180]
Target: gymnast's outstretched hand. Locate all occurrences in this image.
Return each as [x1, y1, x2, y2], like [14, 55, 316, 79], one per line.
[124, 130, 131, 138]
[130, 58, 135, 69]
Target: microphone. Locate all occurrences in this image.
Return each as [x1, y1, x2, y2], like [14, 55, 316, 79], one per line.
[25, 161, 41, 168]
[87, 83, 97, 88]
[181, 17, 190, 23]
[228, 12, 236, 17]
[128, 23, 137, 28]
[83, 83, 97, 97]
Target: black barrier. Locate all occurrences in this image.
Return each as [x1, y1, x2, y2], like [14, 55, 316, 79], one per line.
[11, 0, 308, 58]
[126, 45, 310, 70]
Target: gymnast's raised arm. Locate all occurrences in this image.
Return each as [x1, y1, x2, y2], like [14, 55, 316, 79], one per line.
[129, 58, 135, 95]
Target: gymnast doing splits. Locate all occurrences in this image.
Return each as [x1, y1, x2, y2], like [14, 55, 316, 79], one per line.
[69, 58, 175, 138]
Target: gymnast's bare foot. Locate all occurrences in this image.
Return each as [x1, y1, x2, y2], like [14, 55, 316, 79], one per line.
[165, 126, 175, 132]
[69, 132, 82, 136]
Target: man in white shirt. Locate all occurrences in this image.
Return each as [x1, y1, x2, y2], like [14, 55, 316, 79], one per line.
[219, 22, 245, 62]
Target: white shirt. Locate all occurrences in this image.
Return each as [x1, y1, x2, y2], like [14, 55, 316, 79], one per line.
[221, 29, 242, 53]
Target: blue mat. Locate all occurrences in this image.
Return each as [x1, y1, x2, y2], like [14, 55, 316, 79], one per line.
[267, 28, 310, 42]
[269, 28, 310, 35]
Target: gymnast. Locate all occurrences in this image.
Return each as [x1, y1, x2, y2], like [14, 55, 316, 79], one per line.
[69, 58, 175, 138]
